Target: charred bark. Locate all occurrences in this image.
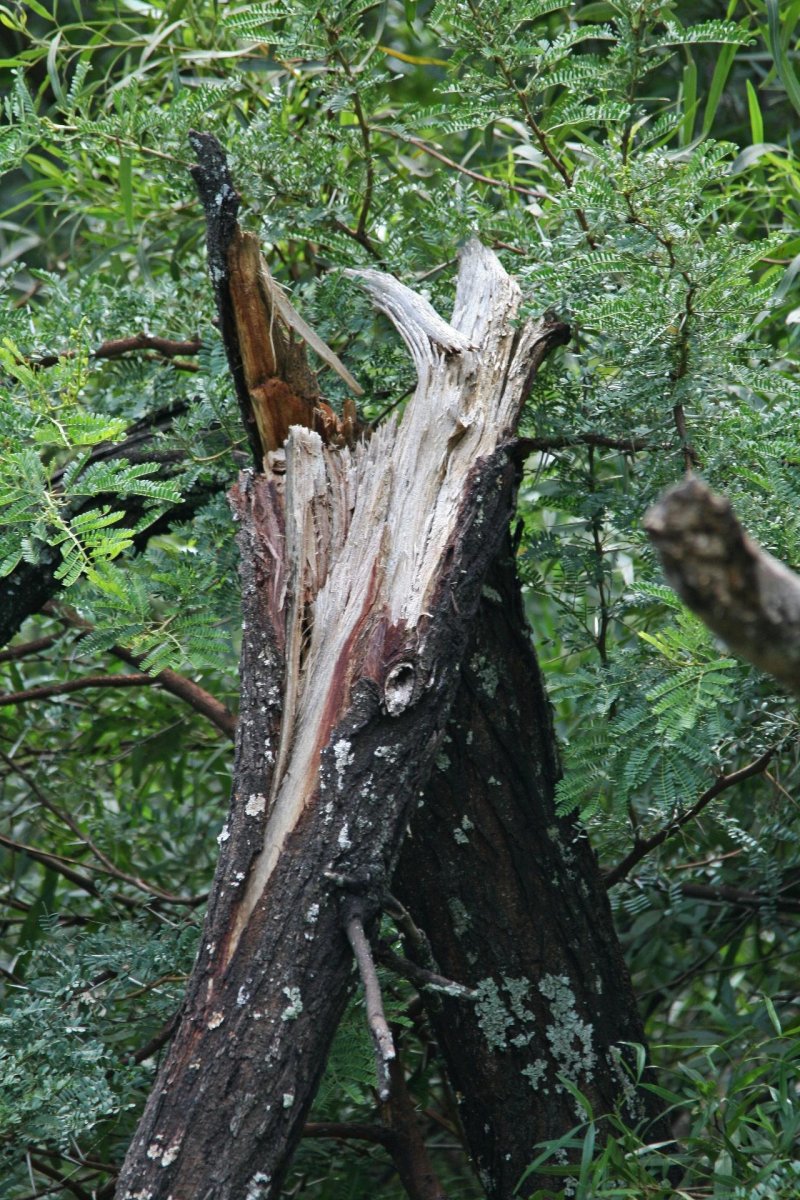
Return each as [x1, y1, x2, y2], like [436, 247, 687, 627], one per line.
[395, 539, 670, 1198]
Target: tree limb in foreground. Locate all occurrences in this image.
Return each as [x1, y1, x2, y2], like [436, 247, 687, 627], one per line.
[644, 475, 800, 694]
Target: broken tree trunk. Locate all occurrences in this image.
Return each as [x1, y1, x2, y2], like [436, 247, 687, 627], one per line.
[115, 144, 569, 1197]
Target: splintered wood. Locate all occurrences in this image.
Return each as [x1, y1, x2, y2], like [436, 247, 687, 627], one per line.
[229, 239, 565, 956]
[227, 228, 362, 456]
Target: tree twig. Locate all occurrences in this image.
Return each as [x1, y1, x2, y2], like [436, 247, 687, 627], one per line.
[678, 881, 800, 914]
[376, 943, 476, 1001]
[0, 635, 60, 664]
[604, 748, 775, 888]
[344, 903, 396, 1101]
[380, 1052, 450, 1200]
[130, 1011, 182, 1065]
[376, 126, 545, 198]
[43, 602, 237, 740]
[0, 751, 206, 907]
[516, 432, 653, 455]
[302, 1122, 395, 1146]
[0, 673, 156, 707]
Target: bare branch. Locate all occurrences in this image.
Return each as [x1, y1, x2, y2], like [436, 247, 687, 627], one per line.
[645, 476, 800, 693]
[517, 432, 653, 455]
[130, 1012, 181, 1065]
[678, 881, 800, 914]
[302, 1122, 394, 1146]
[375, 126, 545, 199]
[28, 334, 202, 370]
[376, 944, 476, 1001]
[345, 906, 396, 1102]
[44, 603, 237, 740]
[0, 673, 155, 707]
[1, 750, 206, 907]
[0, 635, 60, 664]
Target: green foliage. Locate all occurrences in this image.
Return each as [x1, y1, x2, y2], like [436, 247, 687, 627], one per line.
[519, 1004, 800, 1199]
[3, 0, 800, 1196]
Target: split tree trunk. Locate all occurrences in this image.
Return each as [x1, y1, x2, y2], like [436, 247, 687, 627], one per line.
[115, 200, 569, 1196]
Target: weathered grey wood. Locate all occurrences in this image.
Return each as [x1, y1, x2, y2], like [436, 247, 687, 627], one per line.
[645, 475, 800, 694]
[116, 240, 569, 1200]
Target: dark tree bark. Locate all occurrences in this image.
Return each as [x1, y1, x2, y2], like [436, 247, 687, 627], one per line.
[395, 539, 670, 1198]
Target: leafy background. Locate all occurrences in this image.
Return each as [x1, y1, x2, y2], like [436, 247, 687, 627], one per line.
[2, 1, 800, 1196]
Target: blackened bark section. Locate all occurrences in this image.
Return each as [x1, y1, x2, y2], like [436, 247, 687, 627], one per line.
[188, 130, 262, 467]
[395, 542, 668, 1199]
[116, 451, 526, 1200]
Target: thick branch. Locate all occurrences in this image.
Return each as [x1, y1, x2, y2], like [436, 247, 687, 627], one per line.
[645, 476, 800, 693]
[28, 334, 202, 370]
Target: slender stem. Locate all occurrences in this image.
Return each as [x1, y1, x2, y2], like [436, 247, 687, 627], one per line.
[0, 635, 60, 663]
[44, 602, 237, 740]
[322, 19, 377, 252]
[26, 334, 202, 370]
[0, 750, 205, 906]
[344, 906, 396, 1101]
[587, 445, 610, 665]
[604, 749, 775, 888]
[303, 1122, 395, 1146]
[376, 943, 476, 1000]
[376, 126, 545, 198]
[464, 1, 596, 246]
[0, 673, 156, 707]
[517, 432, 654, 454]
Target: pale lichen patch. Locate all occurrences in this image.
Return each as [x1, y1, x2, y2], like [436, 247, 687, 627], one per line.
[522, 1059, 548, 1091]
[245, 1172, 272, 1200]
[160, 1142, 181, 1168]
[333, 738, 354, 789]
[448, 897, 470, 936]
[470, 653, 499, 698]
[474, 978, 514, 1051]
[245, 793, 267, 816]
[207, 1010, 225, 1029]
[538, 973, 596, 1093]
[281, 986, 303, 1021]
